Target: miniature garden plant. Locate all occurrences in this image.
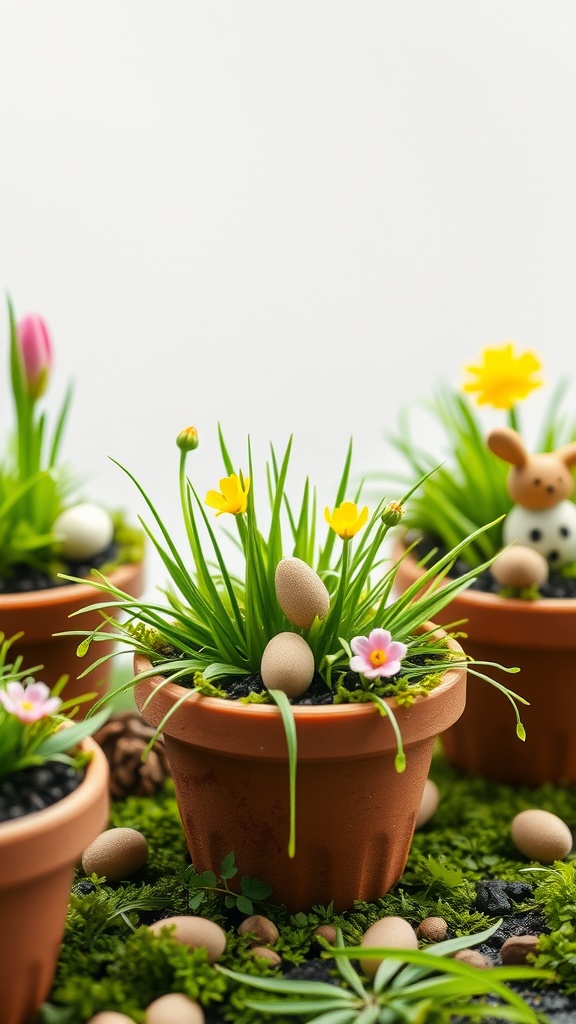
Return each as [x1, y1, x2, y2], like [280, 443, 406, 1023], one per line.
[0, 630, 109, 818]
[219, 923, 553, 1023]
[0, 296, 142, 590]
[385, 342, 576, 576]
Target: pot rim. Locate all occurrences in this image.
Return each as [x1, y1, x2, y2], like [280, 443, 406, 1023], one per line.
[0, 560, 144, 613]
[0, 738, 109, 880]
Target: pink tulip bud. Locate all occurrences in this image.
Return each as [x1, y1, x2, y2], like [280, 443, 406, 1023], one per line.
[17, 313, 54, 399]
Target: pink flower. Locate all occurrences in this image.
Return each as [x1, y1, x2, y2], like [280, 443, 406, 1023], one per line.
[17, 314, 54, 400]
[350, 628, 408, 679]
[0, 679, 62, 723]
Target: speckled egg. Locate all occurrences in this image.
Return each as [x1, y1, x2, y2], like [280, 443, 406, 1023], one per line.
[54, 502, 114, 560]
[148, 915, 227, 963]
[145, 993, 205, 1024]
[510, 809, 573, 862]
[86, 1014, 136, 1024]
[360, 916, 419, 978]
[275, 557, 330, 629]
[490, 546, 549, 589]
[81, 827, 148, 881]
[260, 631, 315, 698]
[415, 779, 439, 829]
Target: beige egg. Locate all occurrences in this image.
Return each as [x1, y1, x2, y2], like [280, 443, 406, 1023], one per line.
[491, 547, 549, 589]
[82, 827, 148, 881]
[260, 632, 315, 698]
[86, 1014, 136, 1024]
[275, 557, 330, 629]
[145, 993, 205, 1024]
[510, 809, 573, 862]
[360, 916, 418, 979]
[148, 916, 227, 963]
[249, 946, 282, 966]
[415, 779, 440, 829]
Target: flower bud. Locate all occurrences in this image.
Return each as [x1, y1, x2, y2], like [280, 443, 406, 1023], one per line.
[17, 314, 53, 400]
[176, 426, 199, 452]
[381, 500, 404, 527]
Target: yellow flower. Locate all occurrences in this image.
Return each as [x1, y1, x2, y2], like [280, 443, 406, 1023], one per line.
[462, 343, 543, 410]
[205, 474, 250, 516]
[324, 501, 369, 539]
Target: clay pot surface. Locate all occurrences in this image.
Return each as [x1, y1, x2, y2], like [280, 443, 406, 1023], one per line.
[134, 635, 466, 912]
[0, 739, 109, 1024]
[392, 540, 576, 785]
[0, 560, 145, 710]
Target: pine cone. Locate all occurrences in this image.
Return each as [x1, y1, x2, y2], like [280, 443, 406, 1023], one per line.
[93, 710, 171, 799]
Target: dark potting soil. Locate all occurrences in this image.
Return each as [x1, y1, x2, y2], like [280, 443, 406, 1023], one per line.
[0, 760, 83, 823]
[0, 541, 119, 595]
[411, 532, 576, 599]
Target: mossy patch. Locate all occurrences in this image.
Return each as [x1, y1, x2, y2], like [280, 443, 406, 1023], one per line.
[42, 753, 576, 1023]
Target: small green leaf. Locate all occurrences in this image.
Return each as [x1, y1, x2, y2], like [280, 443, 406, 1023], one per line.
[236, 894, 254, 915]
[220, 851, 238, 880]
[241, 875, 274, 900]
[188, 892, 205, 911]
[186, 869, 218, 889]
[224, 894, 237, 909]
[516, 722, 526, 741]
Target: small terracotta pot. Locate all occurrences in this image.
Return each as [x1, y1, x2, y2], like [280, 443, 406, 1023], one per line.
[0, 738, 109, 1024]
[0, 561, 145, 711]
[134, 636, 466, 912]
[392, 540, 576, 786]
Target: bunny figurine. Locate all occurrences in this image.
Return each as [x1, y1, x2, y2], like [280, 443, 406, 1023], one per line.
[486, 426, 576, 586]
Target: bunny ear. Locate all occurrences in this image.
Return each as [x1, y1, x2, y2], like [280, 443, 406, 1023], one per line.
[556, 442, 576, 469]
[486, 426, 528, 468]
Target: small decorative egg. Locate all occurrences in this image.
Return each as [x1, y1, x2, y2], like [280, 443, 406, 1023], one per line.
[415, 779, 439, 829]
[145, 993, 205, 1024]
[360, 916, 418, 978]
[275, 557, 330, 629]
[148, 915, 227, 963]
[54, 502, 115, 560]
[81, 827, 148, 881]
[490, 546, 549, 589]
[260, 632, 315, 698]
[250, 946, 282, 966]
[86, 1014, 136, 1024]
[238, 914, 279, 945]
[510, 809, 573, 862]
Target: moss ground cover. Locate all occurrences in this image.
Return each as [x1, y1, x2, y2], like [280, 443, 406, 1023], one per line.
[40, 750, 576, 1024]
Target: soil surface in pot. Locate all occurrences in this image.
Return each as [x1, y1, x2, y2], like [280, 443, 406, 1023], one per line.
[0, 761, 84, 822]
[0, 540, 121, 594]
[410, 531, 576, 599]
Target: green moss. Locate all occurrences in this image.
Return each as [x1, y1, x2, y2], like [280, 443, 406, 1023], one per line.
[43, 753, 576, 1022]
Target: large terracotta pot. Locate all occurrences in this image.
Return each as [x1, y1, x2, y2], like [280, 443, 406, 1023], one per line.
[0, 738, 109, 1024]
[0, 561, 145, 710]
[392, 540, 576, 786]
[134, 636, 466, 913]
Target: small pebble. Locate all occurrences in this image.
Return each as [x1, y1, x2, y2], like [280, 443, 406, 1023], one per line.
[82, 827, 148, 881]
[416, 917, 448, 943]
[490, 547, 549, 589]
[500, 934, 540, 965]
[86, 1015, 135, 1024]
[475, 880, 513, 916]
[249, 946, 282, 966]
[148, 916, 227, 963]
[510, 809, 573, 862]
[238, 914, 279, 946]
[454, 949, 491, 969]
[360, 916, 418, 979]
[415, 779, 439, 829]
[312, 924, 338, 946]
[146, 993, 205, 1024]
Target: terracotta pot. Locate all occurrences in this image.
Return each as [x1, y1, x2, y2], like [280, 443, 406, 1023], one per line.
[134, 638, 466, 912]
[0, 561, 145, 711]
[0, 738, 109, 1024]
[392, 540, 576, 786]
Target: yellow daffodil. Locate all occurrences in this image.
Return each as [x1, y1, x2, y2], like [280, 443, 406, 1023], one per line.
[463, 343, 542, 410]
[324, 501, 369, 539]
[205, 474, 250, 516]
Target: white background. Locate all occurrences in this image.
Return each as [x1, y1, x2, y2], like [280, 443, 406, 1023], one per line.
[1, 1, 576, 596]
